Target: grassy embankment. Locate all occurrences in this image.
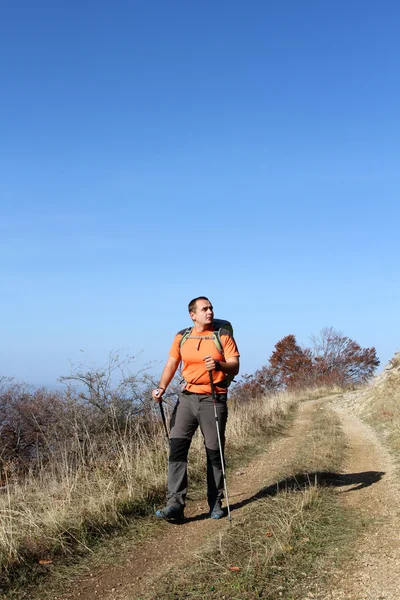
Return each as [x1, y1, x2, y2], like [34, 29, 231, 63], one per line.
[357, 352, 400, 461]
[0, 385, 336, 594]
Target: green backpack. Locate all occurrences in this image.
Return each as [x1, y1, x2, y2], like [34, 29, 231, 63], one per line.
[179, 319, 235, 387]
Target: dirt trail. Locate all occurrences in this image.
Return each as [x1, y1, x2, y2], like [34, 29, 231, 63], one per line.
[315, 394, 400, 600]
[46, 392, 400, 600]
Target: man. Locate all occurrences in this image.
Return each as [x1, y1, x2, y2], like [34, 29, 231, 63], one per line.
[152, 296, 240, 520]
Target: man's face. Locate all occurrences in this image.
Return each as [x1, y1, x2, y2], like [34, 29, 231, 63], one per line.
[190, 299, 214, 326]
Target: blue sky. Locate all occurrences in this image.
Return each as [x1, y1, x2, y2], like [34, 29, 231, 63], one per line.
[1, 1, 399, 386]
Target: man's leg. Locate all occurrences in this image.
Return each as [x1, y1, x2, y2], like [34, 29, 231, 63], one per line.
[166, 393, 198, 509]
[198, 394, 228, 512]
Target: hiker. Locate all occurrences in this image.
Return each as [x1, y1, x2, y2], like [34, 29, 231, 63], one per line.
[152, 296, 240, 520]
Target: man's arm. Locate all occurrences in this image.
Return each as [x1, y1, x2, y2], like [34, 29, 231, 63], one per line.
[203, 356, 240, 376]
[224, 356, 240, 376]
[151, 356, 180, 402]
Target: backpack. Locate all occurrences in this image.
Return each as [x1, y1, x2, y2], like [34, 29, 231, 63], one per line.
[179, 319, 235, 387]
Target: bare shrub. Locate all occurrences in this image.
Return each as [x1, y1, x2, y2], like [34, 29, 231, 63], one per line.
[0, 382, 74, 482]
[59, 351, 155, 428]
[310, 327, 380, 385]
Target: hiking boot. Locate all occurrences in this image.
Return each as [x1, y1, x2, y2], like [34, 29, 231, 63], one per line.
[155, 504, 184, 521]
[210, 502, 224, 519]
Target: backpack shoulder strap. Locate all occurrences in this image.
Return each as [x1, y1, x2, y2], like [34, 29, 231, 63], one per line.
[213, 326, 231, 355]
[179, 323, 232, 352]
[213, 328, 223, 354]
[179, 327, 193, 348]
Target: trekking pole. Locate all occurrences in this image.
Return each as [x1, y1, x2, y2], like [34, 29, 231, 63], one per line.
[208, 369, 232, 522]
[155, 390, 169, 444]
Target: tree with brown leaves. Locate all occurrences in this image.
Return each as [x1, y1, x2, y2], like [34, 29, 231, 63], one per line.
[269, 334, 314, 389]
[233, 329, 380, 397]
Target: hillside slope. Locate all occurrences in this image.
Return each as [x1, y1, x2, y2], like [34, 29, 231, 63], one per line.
[7, 355, 400, 600]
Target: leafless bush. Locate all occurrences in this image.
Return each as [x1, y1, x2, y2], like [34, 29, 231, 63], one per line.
[0, 353, 164, 485]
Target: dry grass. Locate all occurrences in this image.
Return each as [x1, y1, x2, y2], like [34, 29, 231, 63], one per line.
[0, 385, 313, 587]
[357, 351, 400, 457]
[0, 423, 168, 574]
[227, 384, 343, 447]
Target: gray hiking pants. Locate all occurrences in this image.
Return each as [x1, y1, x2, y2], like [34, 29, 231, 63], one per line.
[166, 390, 228, 510]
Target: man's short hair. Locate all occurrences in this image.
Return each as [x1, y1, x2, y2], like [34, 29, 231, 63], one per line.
[188, 296, 210, 314]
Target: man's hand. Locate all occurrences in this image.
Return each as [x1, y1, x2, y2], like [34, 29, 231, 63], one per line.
[152, 388, 165, 403]
[203, 356, 219, 371]
[204, 355, 239, 376]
